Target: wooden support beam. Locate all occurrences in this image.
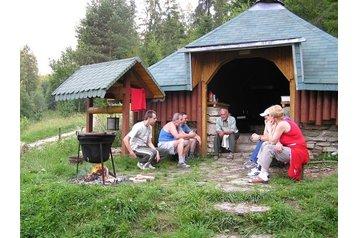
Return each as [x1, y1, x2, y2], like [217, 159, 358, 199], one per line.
[201, 81, 207, 155]
[85, 98, 93, 132]
[87, 106, 123, 114]
[121, 77, 131, 155]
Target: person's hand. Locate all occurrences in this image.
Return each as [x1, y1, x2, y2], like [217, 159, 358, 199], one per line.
[195, 135, 202, 145]
[265, 120, 275, 135]
[250, 133, 260, 142]
[156, 151, 160, 162]
[218, 131, 225, 137]
[275, 143, 283, 153]
[189, 131, 196, 138]
[129, 151, 137, 159]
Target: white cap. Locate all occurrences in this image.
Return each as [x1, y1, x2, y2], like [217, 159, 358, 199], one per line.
[259, 108, 270, 117]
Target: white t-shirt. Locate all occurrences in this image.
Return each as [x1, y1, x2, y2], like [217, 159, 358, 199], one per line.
[128, 121, 152, 151]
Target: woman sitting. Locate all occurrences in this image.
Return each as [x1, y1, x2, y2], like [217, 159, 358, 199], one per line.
[249, 105, 309, 183]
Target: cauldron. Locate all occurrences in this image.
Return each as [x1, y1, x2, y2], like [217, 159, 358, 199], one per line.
[77, 132, 116, 163]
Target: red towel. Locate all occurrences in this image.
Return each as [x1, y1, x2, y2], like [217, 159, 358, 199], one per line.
[287, 144, 309, 181]
[131, 88, 146, 112]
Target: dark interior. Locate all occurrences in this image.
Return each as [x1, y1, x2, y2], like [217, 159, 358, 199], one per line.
[208, 57, 289, 133]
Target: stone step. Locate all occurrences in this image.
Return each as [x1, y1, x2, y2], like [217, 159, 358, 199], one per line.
[236, 133, 257, 153]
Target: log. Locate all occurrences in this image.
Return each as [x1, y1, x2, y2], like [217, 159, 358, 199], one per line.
[87, 106, 123, 114]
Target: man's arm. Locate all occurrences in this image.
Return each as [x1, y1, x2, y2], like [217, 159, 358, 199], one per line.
[122, 134, 136, 158]
[169, 123, 195, 139]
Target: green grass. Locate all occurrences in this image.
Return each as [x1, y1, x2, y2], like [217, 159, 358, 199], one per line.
[20, 111, 86, 143]
[20, 138, 338, 237]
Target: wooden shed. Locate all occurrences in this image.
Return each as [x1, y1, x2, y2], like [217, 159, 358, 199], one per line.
[141, 0, 338, 156]
[52, 57, 165, 154]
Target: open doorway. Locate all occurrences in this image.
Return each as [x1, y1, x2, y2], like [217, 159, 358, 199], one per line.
[207, 57, 289, 133]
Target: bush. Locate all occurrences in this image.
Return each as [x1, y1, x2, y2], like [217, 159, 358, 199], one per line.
[56, 101, 77, 117]
[20, 116, 30, 133]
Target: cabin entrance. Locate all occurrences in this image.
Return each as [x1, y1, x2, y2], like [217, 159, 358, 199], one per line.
[207, 57, 289, 133]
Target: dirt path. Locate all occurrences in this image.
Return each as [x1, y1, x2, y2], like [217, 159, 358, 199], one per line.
[27, 131, 78, 149]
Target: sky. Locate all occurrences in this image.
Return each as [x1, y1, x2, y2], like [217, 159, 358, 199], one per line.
[19, 0, 197, 75]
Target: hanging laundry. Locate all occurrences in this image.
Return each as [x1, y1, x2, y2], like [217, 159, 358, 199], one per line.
[131, 88, 146, 112]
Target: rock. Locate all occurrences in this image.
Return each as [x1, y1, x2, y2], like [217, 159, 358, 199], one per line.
[20, 142, 29, 154]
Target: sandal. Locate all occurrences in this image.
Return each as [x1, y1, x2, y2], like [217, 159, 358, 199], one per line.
[249, 176, 269, 184]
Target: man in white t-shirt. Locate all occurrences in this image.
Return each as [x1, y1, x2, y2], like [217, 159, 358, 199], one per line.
[122, 110, 168, 170]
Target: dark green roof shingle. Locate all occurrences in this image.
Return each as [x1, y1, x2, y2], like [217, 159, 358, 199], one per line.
[52, 57, 164, 100]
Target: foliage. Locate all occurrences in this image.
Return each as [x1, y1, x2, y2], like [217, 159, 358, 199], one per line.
[20, 45, 39, 94]
[159, 1, 187, 57]
[20, 86, 35, 119]
[284, 0, 338, 37]
[20, 45, 48, 120]
[46, 47, 80, 110]
[20, 138, 338, 237]
[56, 100, 78, 117]
[20, 116, 31, 132]
[75, 0, 139, 65]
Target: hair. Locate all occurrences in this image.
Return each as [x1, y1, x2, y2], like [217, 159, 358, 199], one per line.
[180, 112, 187, 116]
[268, 105, 285, 119]
[172, 112, 181, 121]
[144, 110, 156, 120]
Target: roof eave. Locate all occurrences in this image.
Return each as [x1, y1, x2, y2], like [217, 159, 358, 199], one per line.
[179, 37, 306, 53]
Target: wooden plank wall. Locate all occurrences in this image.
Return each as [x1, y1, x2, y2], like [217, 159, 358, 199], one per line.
[294, 90, 338, 126]
[135, 86, 201, 128]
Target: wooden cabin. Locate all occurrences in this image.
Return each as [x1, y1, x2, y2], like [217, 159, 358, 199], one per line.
[52, 57, 165, 154]
[140, 0, 338, 157]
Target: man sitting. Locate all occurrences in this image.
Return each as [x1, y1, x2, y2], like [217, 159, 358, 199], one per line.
[122, 110, 169, 170]
[213, 108, 240, 160]
[179, 112, 202, 160]
[158, 113, 196, 169]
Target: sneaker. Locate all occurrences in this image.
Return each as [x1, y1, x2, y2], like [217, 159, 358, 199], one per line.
[145, 163, 156, 170]
[227, 153, 234, 160]
[137, 162, 148, 170]
[248, 172, 269, 184]
[186, 153, 195, 160]
[244, 161, 257, 170]
[213, 155, 219, 160]
[247, 167, 260, 176]
[177, 162, 190, 169]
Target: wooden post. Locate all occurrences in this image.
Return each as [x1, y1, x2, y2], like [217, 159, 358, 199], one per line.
[85, 98, 93, 132]
[200, 81, 207, 155]
[121, 77, 131, 155]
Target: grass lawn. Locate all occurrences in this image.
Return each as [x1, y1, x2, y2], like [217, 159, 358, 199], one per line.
[20, 137, 338, 237]
[20, 111, 86, 143]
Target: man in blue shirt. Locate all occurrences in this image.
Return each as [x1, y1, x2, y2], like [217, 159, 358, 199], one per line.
[179, 112, 202, 160]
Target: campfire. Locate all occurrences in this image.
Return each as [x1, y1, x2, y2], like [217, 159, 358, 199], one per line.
[70, 163, 156, 185]
[84, 164, 109, 182]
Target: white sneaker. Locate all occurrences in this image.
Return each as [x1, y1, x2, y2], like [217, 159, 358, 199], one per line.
[247, 167, 260, 176]
[145, 163, 156, 170]
[258, 172, 269, 181]
[137, 162, 148, 170]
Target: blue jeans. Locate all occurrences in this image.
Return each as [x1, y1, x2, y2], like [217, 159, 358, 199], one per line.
[249, 141, 263, 163]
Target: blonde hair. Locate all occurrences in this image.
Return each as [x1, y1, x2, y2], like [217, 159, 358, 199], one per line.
[268, 105, 285, 119]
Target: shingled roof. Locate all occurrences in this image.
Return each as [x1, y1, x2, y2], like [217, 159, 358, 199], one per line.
[52, 57, 165, 101]
[149, 1, 337, 91]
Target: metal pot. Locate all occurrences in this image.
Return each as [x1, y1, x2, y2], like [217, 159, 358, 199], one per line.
[77, 133, 116, 163]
